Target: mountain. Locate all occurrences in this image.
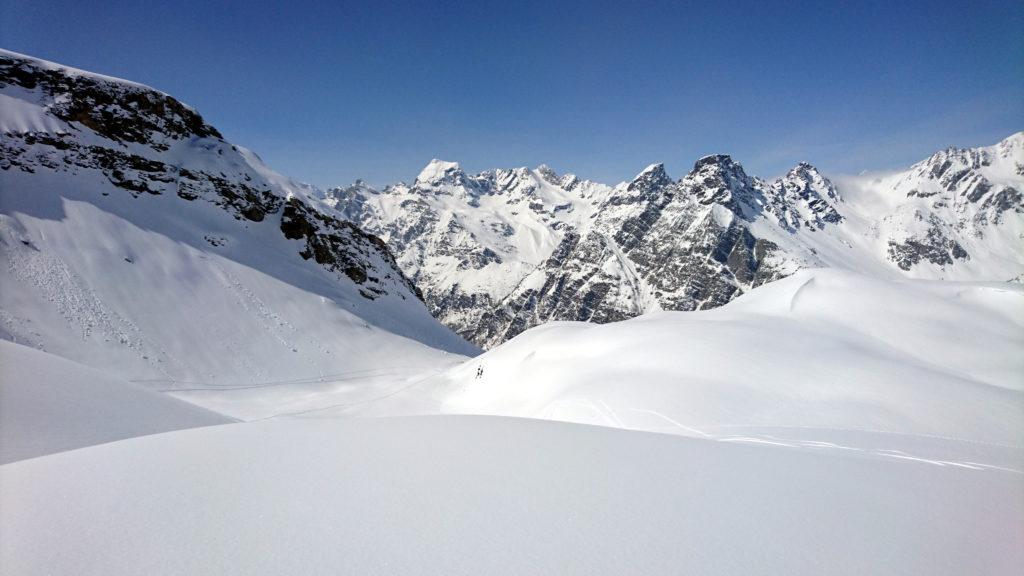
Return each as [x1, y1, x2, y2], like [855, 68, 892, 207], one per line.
[1, 49, 1019, 576]
[0, 49, 477, 392]
[332, 135, 1024, 348]
[324, 160, 614, 346]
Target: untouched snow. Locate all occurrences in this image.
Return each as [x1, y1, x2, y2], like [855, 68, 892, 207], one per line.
[167, 269, 1024, 481]
[2, 416, 1020, 576]
[0, 340, 232, 463]
[436, 269, 1023, 449]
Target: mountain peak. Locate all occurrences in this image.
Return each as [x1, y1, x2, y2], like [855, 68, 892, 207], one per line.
[415, 159, 464, 186]
[0, 49, 221, 145]
[536, 164, 560, 185]
[784, 161, 828, 183]
[692, 154, 740, 172]
[627, 163, 672, 193]
[997, 131, 1024, 157]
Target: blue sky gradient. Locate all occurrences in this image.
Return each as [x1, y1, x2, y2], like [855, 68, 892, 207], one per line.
[4, 0, 1022, 187]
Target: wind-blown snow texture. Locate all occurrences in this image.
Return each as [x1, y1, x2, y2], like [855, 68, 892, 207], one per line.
[333, 135, 1024, 347]
[0, 49, 476, 391]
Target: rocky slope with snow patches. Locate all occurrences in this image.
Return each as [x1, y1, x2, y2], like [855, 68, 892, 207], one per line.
[325, 160, 614, 345]
[0, 49, 476, 388]
[335, 134, 1024, 348]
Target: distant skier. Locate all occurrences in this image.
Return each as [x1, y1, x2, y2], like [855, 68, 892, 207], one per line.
[476, 365, 483, 379]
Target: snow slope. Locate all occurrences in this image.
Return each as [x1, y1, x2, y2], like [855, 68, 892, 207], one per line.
[437, 269, 1024, 452]
[2, 416, 1020, 576]
[0, 49, 477, 395]
[0, 340, 232, 463]
[176, 268, 1024, 474]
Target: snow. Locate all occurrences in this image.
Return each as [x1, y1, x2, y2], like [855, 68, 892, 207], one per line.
[437, 270, 1024, 452]
[337, 133, 1024, 350]
[332, 159, 615, 313]
[0, 51, 478, 396]
[3, 49, 1023, 575]
[167, 269, 1024, 472]
[2, 416, 1020, 575]
[415, 158, 462, 184]
[0, 88, 71, 133]
[0, 48, 155, 92]
[0, 170, 474, 385]
[0, 340, 231, 463]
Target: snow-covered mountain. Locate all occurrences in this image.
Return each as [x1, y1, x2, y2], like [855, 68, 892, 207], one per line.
[332, 134, 1024, 347]
[2, 47, 1021, 576]
[325, 161, 614, 346]
[0, 49, 476, 389]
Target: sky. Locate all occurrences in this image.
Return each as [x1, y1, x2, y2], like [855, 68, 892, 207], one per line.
[3, 0, 1022, 187]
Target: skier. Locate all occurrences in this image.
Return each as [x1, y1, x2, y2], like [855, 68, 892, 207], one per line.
[476, 366, 483, 379]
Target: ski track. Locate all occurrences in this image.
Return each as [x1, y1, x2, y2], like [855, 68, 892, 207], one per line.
[532, 401, 1024, 473]
[249, 368, 447, 420]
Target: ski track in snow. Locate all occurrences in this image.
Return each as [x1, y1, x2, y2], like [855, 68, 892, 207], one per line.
[530, 401, 1024, 473]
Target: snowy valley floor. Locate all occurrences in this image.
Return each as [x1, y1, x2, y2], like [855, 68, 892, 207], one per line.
[2, 416, 1021, 575]
[2, 269, 1023, 574]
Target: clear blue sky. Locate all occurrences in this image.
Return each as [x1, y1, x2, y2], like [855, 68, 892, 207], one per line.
[4, 0, 1022, 187]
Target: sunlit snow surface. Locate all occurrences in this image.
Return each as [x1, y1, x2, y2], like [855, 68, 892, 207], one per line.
[2, 416, 1021, 575]
[0, 340, 231, 463]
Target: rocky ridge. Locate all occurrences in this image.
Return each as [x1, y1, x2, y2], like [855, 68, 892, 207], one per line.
[332, 134, 1024, 348]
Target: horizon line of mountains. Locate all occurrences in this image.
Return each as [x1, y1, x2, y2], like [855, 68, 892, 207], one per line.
[2, 48, 1022, 352]
[321, 133, 1023, 347]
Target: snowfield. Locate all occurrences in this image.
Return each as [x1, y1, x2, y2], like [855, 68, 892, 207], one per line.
[0, 340, 232, 463]
[2, 416, 1021, 576]
[439, 269, 1024, 445]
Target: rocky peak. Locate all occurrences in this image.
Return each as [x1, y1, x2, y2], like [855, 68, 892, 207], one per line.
[0, 50, 221, 149]
[604, 164, 673, 207]
[492, 167, 540, 198]
[917, 146, 990, 182]
[415, 159, 469, 188]
[627, 163, 672, 194]
[560, 173, 581, 191]
[766, 162, 843, 231]
[683, 154, 761, 214]
[536, 164, 560, 185]
[779, 162, 841, 201]
[688, 154, 752, 187]
[319, 179, 383, 219]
